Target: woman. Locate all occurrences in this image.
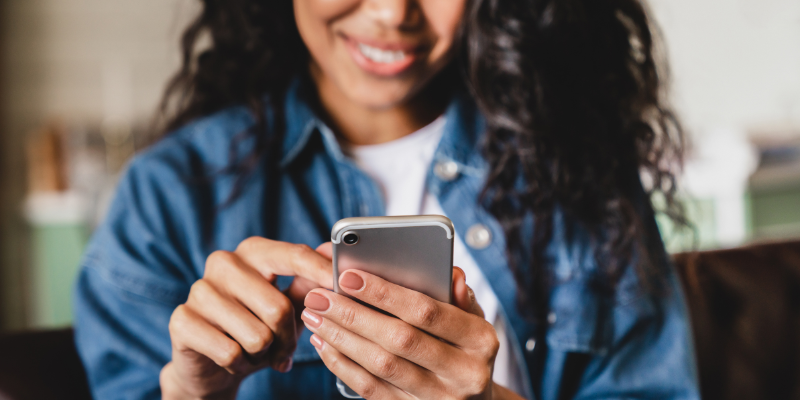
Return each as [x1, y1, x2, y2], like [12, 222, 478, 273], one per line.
[73, 0, 700, 399]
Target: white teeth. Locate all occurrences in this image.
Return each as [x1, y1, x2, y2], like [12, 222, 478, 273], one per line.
[357, 42, 407, 63]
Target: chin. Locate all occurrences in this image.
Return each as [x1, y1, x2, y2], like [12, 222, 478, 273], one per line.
[346, 80, 419, 110]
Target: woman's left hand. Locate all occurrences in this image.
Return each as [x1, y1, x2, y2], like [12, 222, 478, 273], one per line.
[301, 244, 521, 400]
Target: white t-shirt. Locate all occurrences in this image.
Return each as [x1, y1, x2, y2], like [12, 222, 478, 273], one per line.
[342, 116, 526, 396]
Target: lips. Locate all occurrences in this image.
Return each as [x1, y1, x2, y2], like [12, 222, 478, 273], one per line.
[357, 42, 408, 64]
[342, 35, 421, 77]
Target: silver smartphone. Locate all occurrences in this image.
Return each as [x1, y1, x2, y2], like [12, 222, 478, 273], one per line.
[331, 215, 455, 399]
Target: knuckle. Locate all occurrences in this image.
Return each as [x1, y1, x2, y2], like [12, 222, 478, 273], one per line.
[217, 342, 242, 368]
[236, 236, 265, 253]
[413, 300, 440, 327]
[168, 305, 188, 335]
[464, 363, 492, 394]
[329, 327, 347, 347]
[371, 284, 391, 306]
[187, 279, 214, 303]
[486, 336, 500, 358]
[338, 305, 357, 328]
[353, 375, 379, 399]
[477, 326, 500, 358]
[326, 351, 343, 372]
[205, 250, 237, 275]
[272, 294, 295, 318]
[371, 352, 400, 380]
[290, 243, 314, 259]
[207, 250, 236, 267]
[388, 326, 419, 355]
[244, 325, 273, 353]
[264, 295, 294, 326]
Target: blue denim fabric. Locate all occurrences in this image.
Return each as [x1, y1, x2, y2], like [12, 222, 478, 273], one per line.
[73, 81, 700, 400]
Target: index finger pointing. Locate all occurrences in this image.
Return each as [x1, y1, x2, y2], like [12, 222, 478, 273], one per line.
[315, 242, 333, 260]
[337, 270, 488, 347]
[235, 238, 333, 290]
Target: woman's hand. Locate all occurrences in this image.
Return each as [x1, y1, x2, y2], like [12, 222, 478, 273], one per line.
[160, 238, 333, 400]
[302, 244, 524, 400]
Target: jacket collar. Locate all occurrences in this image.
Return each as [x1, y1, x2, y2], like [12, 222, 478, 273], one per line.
[278, 78, 325, 168]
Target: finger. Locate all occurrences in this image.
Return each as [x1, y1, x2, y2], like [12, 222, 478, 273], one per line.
[315, 242, 333, 260]
[304, 289, 469, 373]
[285, 276, 322, 305]
[302, 310, 440, 398]
[452, 267, 484, 318]
[207, 255, 298, 371]
[338, 270, 491, 348]
[169, 304, 250, 375]
[282, 242, 333, 307]
[310, 334, 416, 400]
[285, 276, 320, 336]
[234, 238, 333, 289]
[186, 280, 283, 367]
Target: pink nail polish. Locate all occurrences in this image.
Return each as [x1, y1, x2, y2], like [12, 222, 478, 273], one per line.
[339, 271, 365, 291]
[302, 310, 322, 329]
[305, 292, 330, 312]
[310, 334, 324, 350]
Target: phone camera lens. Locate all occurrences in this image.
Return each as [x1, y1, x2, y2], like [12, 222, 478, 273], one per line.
[343, 232, 359, 245]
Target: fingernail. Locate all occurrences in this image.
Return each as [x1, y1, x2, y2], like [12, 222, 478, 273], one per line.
[339, 271, 364, 291]
[277, 358, 293, 373]
[302, 309, 323, 329]
[310, 334, 325, 350]
[305, 292, 330, 312]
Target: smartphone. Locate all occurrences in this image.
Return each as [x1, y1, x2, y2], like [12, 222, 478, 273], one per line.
[331, 215, 455, 399]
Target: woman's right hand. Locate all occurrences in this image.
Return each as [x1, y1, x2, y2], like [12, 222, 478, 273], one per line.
[160, 238, 333, 400]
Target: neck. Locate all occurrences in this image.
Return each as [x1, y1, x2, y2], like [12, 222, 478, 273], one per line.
[309, 65, 451, 146]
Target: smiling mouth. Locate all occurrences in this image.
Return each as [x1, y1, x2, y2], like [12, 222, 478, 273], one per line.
[342, 34, 421, 77]
[357, 42, 409, 64]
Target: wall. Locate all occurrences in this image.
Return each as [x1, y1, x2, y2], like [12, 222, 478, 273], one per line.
[0, 0, 195, 330]
[648, 0, 800, 248]
[650, 0, 800, 135]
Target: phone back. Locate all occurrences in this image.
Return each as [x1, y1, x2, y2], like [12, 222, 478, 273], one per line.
[331, 216, 454, 399]
[332, 215, 455, 304]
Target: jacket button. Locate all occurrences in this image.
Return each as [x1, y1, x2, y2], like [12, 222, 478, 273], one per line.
[434, 160, 459, 181]
[465, 224, 492, 249]
[525, 338, 536, 352]
[547, 312, 557, 324]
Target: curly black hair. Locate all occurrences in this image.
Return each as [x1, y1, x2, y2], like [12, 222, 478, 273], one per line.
[466, 0, 686, 322]
[160, 0, 686, 323]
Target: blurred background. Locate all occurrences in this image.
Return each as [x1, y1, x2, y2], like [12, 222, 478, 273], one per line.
[0, 0, 798, 333]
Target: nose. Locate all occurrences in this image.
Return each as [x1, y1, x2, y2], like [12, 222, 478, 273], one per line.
[365, 0, 421, 29]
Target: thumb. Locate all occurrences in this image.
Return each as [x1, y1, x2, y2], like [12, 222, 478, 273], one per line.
[452, 267, 484, 319]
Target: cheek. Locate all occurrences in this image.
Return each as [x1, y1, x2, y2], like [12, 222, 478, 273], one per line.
[299, 0, 361, 20]
[422, 0, 466, 62]
[294, 0, 359, 61]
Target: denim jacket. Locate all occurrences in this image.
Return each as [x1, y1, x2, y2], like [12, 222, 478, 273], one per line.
[73, 81, 700, 400]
